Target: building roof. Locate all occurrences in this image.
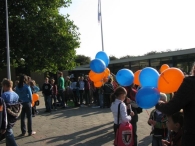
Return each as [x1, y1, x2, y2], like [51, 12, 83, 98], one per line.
[72, 48, 195, 71]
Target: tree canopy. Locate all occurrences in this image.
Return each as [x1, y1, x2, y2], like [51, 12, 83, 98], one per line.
[75, 55, 91, 66]
[0, 0, 80, 73]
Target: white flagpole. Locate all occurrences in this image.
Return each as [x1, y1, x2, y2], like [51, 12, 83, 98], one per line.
[5, 0, 11, 80]
[99, 0, 104, 51]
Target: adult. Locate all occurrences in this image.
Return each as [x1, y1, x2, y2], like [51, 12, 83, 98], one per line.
[57, 72, 65, 108]
[156, 63, 195, 146]
[15, 74, 36, 136]
[77, 76, 85, 106]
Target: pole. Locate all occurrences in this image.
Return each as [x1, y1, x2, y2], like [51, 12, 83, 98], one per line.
[5, 0, 11, 80]
[99, 0, 104, 51]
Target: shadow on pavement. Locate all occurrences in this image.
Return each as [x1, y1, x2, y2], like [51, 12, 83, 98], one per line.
[25, 121, 114, 146]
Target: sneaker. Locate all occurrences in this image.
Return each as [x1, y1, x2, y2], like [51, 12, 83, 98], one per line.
[28, 131, 36, 136]
[19, 133, 26, 137]
[32, 115, 35, 117]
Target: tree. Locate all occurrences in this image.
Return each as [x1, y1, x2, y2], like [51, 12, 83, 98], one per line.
[109, 55, 118, 61]
[120, 55, 136, 59]
[75, 55, 91, 66]
[0, 0, 80, 73]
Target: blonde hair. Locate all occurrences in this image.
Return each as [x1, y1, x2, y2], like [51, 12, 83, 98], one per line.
[2, 79, 13, 88]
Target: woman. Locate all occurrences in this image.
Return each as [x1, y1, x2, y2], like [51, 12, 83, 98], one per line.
[15, 74, 36, 136]
[110, 86, 131, 136]
[156, 63, 195, 145]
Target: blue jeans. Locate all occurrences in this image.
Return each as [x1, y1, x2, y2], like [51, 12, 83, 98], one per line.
[21, 102, 32, 134]
[99, 93, 104, 107]
[6, 128, 17, 146]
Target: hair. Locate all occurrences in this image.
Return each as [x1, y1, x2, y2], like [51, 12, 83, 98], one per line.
[29, 80, 36, 86]
[168, 111, 184, 127]
[1, 78, 8, 85]
[2, 79, 13, 88]
[108, 78, 113, 83]
[110, 86, 127, 102]
[18, 74, 28, 88]
[58, 71, 63, 76]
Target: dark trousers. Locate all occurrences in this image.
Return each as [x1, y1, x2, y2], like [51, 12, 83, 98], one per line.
[104, 94, 111, 107]
[152, 136, 163, 146]
[79, 90, 84, 104]
[59, 89, 65, 107]
[32, 106, 37, 115]
[84, 90, 90, 104]
[130, 116, 138, 146]
[51, 95, 57, 109]
[21, 102, 32, 134]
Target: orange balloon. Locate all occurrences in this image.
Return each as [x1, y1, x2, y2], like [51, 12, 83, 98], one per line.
[104, 68, 110, 78]
[158, 68, 184, 93]
[160, 64, 169, 73]
[94, 81, 103, 87]
[89, 70, 104, 82]
[133, 70, 141, 85]
[32, 93, 39, 102]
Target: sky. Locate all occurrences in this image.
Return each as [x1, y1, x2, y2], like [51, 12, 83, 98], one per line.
[60, 0, 195, 59]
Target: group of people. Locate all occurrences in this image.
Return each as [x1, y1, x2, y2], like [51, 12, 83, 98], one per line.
[42, 71, 118, 112]
[0, 74, 37, 146]
[110, 63, 195, 146]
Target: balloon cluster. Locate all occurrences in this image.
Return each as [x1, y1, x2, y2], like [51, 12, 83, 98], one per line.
[134, 64, 184, 109]
[90, 51, 185, 109]
[89, 51, 110, 87]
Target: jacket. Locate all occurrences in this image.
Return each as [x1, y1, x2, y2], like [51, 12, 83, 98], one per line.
[16, 84, 32, 103]
[0, 97, 7, 131]
[156, 76, 195, 146]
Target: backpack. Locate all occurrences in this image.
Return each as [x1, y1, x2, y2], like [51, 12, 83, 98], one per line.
[114, 103, 134, 146]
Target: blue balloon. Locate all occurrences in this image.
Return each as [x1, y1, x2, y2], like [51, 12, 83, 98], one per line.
[95, 51, 110, 67]
[136, 87, 160, 109]
[139, 67, 160, 88]
[90, 59, 106, 73]
[116, 69, 134, 86]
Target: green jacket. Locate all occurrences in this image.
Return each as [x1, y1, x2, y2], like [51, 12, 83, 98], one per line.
[58, 77, 65, 90]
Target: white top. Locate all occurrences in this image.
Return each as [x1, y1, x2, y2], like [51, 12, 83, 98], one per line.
[110, 99, 131, 124]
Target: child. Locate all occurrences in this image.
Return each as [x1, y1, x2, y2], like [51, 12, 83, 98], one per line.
[0, 97, 7, 141]
[148, 93, 168, 146]
[110, 86, 131, 136]
[162, 111, 183, 146]
[30, 80, 40, 117]
[1, 79, 19, 146]
[51, 79, 57, 110]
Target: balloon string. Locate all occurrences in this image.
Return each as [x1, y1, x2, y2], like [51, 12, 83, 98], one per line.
[145, 109, 150, 117]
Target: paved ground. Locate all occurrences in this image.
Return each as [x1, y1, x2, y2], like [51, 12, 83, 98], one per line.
[0, 92, 153, 146]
